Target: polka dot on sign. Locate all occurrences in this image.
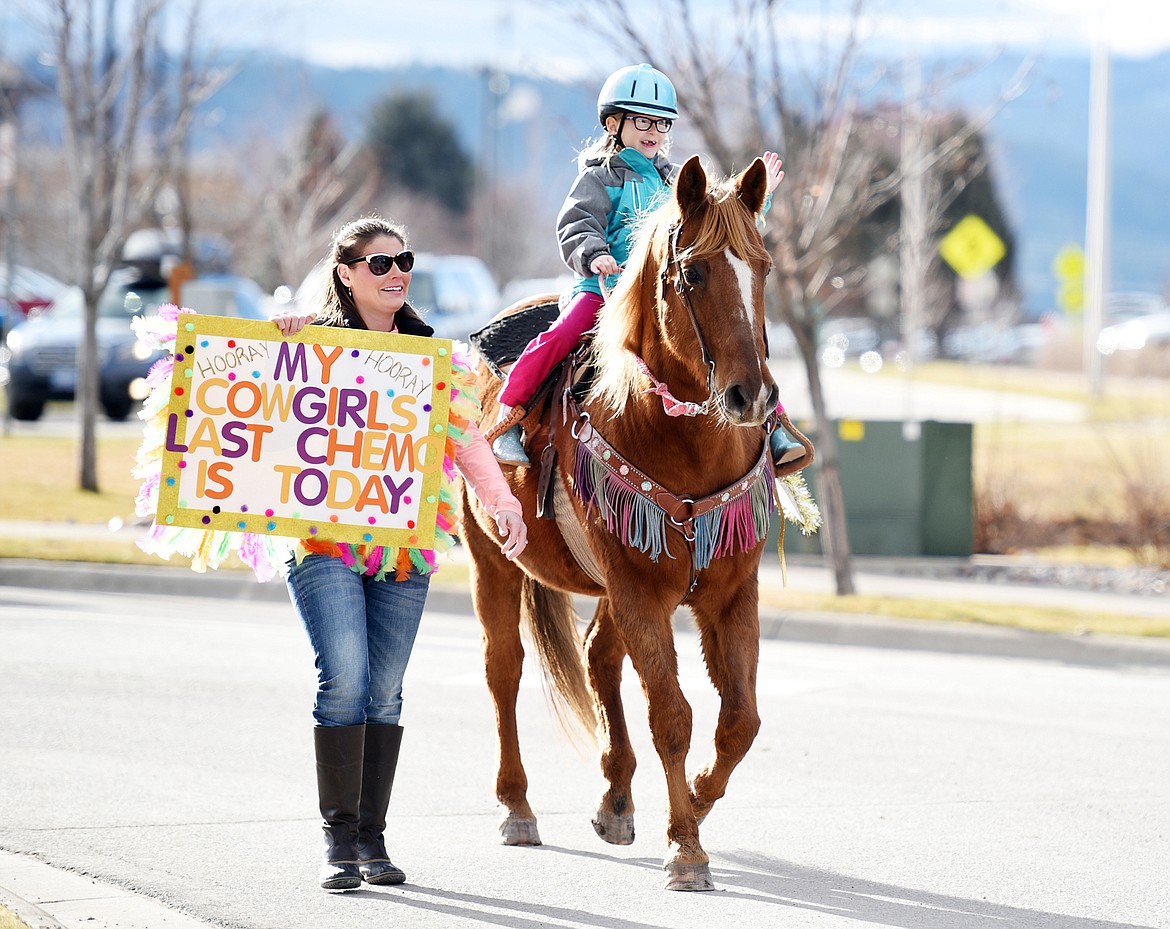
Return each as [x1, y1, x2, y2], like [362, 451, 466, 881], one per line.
[184, 322, 194, 332]
[363, 533, 373, 542]
[201, 516, 211, 525]
[421, 358, 430, 367]
[330, 515, 339, 523]
[404, 497, 411, 505]
[356, 376, 365, 384]
[175, 353, 184, 362]
[351, 349, 360, 358]
[166, 477, 175, 486]
[267, 522, 276, 531]
[185, 345, 194, 353]
[175, 387, 184, 396]
[237, 521, 247, 530]
[386, 389, 395, 397]
[227, 339, 236, 348]
[200, 340, 209, 347]
[241, 504, 249, 512]
[228, 372, 236, 381]
[437, 347, 448, 356]
[212, 506, 221, 514]
[184, 368, 192, 378]
[309, 526, 318, 535]
[252, 370, 261, 378]
[178, 460, 187, 469]
[184, 409, 193, 417]
[165, 515, 174, 524]
[407, 520, 415, 529]
[423, 404, 432, 412]
[436, 381, 446, 391]
[265, 509, 274, 517]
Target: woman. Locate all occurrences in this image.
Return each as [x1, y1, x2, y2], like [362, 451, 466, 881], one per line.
[273, 215, 527, 891]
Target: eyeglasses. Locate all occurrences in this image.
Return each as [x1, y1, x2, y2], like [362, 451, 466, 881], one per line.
[628, 115, 673, 133]
[344, 251, 415, 275]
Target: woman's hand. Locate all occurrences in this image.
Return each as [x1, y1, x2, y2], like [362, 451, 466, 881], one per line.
[271, 311, 316, 337]
[590, 253, 621, 277]
[761, 151, 785, 194]
[494, 509, 528, 561]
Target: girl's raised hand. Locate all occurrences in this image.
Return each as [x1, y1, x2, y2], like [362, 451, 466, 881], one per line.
[762, 151, 785, 194]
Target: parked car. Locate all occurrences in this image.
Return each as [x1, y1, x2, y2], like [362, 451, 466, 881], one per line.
[1096, 310, 1170, 355]
[294, 253, 500, 341]
[3, 270, 269, 422]
[498, 275, 573, 310]
[179, 274, 275, 320]
[0, 264, 67, 334]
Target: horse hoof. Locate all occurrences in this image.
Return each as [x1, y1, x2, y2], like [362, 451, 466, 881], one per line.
[499, 815, 541, 846]
[664, 862, 715, 892]
[591, 810, 635, 845]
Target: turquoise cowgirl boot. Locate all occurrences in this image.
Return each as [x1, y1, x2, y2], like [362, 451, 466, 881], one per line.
[492, 424, 530, 467]
[770, 425, 807, 467]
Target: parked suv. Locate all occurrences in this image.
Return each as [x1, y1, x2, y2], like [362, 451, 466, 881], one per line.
[4, 269, 172, 421]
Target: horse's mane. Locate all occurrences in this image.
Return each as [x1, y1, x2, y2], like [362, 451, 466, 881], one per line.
[588, 170, 769, 415]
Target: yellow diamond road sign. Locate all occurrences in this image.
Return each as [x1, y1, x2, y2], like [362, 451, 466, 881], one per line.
[938, 214, 1006, 280]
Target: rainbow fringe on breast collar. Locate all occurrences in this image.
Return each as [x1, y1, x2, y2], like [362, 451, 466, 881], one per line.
[131, 305, 479, 582]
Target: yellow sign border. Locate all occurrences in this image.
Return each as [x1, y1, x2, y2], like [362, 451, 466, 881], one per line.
[155, 315, 454, 550]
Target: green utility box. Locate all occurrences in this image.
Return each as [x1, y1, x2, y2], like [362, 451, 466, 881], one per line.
[773, 419, 973, 557]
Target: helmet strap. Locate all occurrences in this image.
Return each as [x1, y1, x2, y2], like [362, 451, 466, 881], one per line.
[613, 113, 627, 150]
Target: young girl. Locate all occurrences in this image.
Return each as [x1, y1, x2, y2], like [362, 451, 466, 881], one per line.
[491, 63, 803, 468]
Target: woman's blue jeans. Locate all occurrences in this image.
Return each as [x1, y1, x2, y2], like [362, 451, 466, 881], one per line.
[286, 554, 431, 727]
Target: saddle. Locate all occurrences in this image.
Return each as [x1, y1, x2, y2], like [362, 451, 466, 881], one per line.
[469, 296, 562, 381]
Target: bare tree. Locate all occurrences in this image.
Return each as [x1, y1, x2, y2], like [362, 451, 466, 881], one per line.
[44, 0, 226, 491]
[260, 107, 380, 290]
[545, 0, 1027, 594]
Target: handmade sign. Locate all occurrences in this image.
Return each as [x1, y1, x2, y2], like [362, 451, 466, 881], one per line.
[133, 306, 476, 581]
[156, 314, 452, 547]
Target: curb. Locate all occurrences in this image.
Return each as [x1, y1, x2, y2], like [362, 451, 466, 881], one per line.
[0, 886, 66, 929]
[3, 558, 1170, 670]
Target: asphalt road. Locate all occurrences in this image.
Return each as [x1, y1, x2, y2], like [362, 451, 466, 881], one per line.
[2, 581, 1168, 929]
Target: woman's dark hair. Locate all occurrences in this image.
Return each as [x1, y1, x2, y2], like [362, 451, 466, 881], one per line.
[315, 215, 428, 330]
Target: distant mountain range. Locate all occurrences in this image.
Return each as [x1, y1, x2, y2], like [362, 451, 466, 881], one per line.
[18, 46, 1170, 313]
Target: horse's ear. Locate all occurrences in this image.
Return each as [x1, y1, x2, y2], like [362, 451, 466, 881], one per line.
[675, 155, 708, 220]
[736, 158, 768, 217]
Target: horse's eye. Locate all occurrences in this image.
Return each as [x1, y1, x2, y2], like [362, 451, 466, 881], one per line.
[682, 267, 704, 286]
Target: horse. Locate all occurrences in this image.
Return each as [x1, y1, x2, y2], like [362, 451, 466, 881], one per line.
[460, 154, 781, 892]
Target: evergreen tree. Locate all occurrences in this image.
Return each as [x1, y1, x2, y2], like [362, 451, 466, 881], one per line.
[366, 91, 474, 215]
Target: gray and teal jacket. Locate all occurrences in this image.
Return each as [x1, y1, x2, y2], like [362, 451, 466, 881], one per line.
[555, 146, 773, 299]
[555, 147, 679, 299]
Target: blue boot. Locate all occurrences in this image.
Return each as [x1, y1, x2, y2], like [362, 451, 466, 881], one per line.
[770, 425, 806, 467]
[492, 424, 530, 466]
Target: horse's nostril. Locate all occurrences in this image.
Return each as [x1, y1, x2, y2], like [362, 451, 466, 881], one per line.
[766, 383, 779, 411]
[724, 384, 748, 415]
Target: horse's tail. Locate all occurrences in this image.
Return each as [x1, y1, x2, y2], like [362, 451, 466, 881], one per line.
[520, 575, 598, 748]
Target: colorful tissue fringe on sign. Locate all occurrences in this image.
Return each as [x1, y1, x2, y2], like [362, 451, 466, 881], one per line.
[131, 305, 479, 582]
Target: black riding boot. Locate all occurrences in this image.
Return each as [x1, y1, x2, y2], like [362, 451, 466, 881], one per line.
[314, 724, 365, 891]
[357, 723, 407, 885]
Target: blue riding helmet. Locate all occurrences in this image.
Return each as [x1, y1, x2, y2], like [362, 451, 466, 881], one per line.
[597, 63, 679, 125]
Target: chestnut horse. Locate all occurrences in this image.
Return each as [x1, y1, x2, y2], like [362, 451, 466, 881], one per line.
[460, 155, 778, 892]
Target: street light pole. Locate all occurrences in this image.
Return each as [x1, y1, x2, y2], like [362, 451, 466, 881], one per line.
[1083, 33, 1111, 397]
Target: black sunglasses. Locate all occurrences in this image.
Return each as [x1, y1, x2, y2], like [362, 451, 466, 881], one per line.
[344, 251, 415, 275]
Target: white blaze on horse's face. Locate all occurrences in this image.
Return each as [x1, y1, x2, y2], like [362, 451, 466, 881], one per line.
[724, 248, 775, 419]
[726, 250, 754, 330]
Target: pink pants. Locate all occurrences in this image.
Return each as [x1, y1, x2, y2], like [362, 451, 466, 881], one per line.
[499, 290, 604, 409]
